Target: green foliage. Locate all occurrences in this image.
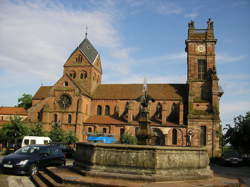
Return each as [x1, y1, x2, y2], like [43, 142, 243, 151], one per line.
[48, 122, 65, 142]
[18, 93, 32, 109]
[0, 116, 29, 144]
[223, 112, 250, 153]
[48, 122, 77, 143]
[121, 132, 137, 145]
[64, 131, 78, 144]
[29, 122, 46, 136]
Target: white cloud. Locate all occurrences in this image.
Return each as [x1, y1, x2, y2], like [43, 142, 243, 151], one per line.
[221, 101, 250, 124]
[217, 53, 247, 63]
[156, 2, 183, 15]
[0, 0, 120, 83]
[184, 12, 198, 19]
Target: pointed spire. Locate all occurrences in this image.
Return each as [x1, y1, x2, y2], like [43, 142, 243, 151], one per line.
[85, 25, 88, 38]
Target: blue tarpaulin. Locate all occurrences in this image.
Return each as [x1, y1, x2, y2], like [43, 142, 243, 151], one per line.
[87, 136, 116, 144]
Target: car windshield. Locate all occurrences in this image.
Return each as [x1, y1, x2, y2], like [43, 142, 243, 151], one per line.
[224, 152, 241, 158]
[15, 146, 40, 155]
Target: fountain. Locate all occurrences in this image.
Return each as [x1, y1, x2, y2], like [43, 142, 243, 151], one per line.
[73, 81, 213, 182]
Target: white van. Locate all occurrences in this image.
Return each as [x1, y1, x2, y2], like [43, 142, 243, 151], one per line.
[21, 136, 51, 147]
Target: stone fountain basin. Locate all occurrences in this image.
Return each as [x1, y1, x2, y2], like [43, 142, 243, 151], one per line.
[74, 143, 213, 181]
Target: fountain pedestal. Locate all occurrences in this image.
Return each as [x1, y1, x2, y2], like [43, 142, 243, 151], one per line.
[136, 115, 153, 145]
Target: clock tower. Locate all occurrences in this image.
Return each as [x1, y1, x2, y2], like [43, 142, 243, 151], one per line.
[185, 19, 223, 157]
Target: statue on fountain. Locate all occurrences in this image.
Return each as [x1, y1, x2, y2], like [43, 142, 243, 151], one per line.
[135, 79, 155, 145]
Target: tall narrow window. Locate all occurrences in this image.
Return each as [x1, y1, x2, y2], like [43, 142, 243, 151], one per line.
[69, 71, 76, 79]
[120, 128, 125, 141]
[172, 129, 177, 145]
[103, 128, 107, 133]
[68, 114, 72, 124]
[105, 105, 110, 115]
[97, 105, 102, 115]
[76, 55, 82, 62]
[88, 127, 92, 133]
[80, 71, 87, 79]
[38, 108, 43, 121]
[54, 114, 58, 122]
[64, 81, 68, 87]
[200, 126, 206, 146]
[198, 59, 207, 80]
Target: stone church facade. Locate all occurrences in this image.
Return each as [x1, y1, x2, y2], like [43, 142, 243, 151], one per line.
[28, 19, 223, 157]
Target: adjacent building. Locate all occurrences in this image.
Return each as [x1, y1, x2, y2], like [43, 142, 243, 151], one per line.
[28, 19, 223, 157]
[0, 107, 28, 127]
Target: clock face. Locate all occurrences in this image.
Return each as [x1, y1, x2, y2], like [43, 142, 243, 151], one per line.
[197, 44, 206, 53]
[58, 94, 72, 109]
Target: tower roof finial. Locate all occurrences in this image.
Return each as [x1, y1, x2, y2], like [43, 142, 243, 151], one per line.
[85, 25, 88, 38]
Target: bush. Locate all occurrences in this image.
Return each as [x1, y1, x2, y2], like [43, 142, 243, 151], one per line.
[121, 132, 137, 145]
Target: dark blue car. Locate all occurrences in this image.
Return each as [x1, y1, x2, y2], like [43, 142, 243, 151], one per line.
[1, 144, 65, 176]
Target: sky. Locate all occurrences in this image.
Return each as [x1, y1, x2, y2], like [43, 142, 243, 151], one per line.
[0, 0, 249, 128]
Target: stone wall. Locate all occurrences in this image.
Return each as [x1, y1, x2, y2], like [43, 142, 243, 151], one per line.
[74, 142, 213, 181]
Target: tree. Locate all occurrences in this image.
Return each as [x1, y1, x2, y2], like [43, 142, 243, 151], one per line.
[48, 122, 65, 142]
[29, 122, 46, 136]
[121, 132, 137, 145]
[64, 131, 78, 144]
[223, 112, 250, 153]
[0, 116, 29, 145]
[18, 93, 32, 109]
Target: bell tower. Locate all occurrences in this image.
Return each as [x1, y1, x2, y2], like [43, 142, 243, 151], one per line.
[185, 19, 223, 157]
[63, 37, 102, 95]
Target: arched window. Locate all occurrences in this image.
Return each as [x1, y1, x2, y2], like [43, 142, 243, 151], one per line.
[156, 103, 162, 119]
[105, 105, 110, 116]
[64, 81, 68, 87]
[76, 55, 83, 63]
[69, 71, 76, 79]
[103, 128, 107, 133]
[172, 129, 177, 145]
[68, 114, 72, 124]
[88, 127, 92, 133]
[120, 128, 125, 140]
[38, 108, 44, 121]
[97, 105, 102, 115]
[198, 59, 207, 80]
[54, 114, 58, 122]
[200, 126, 206, 146]
[80, 71, 87, 79]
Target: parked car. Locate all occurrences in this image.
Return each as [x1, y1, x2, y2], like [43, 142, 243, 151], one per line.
[50, 142, 75, 158]
[1, 144, 65, 176]
[222, 151, 244, 166]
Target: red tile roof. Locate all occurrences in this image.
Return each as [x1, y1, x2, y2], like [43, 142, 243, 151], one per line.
[85, 115, 126, 125]
[33, 84, 188, 101]
[33, 86, 52, 100]
[92, 84, 187, 100]
[0, 107, 27, 115]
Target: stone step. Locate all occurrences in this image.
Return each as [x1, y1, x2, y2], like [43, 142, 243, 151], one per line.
[30, 173, 48, 187]
[46, 166, 144, 187]
[38, 170, 63, 187]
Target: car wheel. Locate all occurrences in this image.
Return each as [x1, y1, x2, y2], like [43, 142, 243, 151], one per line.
[29, 164, 38, 176]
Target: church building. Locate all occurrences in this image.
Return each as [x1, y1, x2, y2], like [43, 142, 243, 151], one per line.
[28, 19, 223, 157]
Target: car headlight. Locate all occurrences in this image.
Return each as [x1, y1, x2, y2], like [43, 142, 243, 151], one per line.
[16, 160, 29, 166]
